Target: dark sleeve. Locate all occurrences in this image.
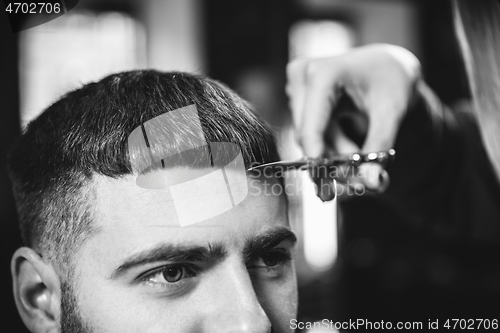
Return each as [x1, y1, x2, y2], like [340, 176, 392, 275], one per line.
[341, 81, 500, 245]
[337, 82, 500, 320]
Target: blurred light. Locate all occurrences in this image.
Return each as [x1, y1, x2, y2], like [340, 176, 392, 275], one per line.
[302, 178, 338, 270]
[288, 20, 354, 271]
[289, 20, 354, 59]
[143, 0, 205, 73]
[19, 10, 146, 127]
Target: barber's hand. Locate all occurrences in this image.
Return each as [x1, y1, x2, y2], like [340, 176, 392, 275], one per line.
[286, 44, 421, 200]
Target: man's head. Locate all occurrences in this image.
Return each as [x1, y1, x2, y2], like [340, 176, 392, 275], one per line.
[9, 70, 297, 332]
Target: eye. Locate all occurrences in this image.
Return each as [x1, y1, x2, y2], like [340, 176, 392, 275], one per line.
[247, 249, 292, 270]
[260, 252, 283, 267]
[141, 264, 199, 288]
[162, 266, 184, 282]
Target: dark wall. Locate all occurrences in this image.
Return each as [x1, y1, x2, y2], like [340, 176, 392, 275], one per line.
[204, 0, 292, 127]
[419, 0, 470, 104]
[0, 12, 28, 333]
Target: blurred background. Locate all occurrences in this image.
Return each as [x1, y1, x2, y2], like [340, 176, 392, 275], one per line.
[1, 0, 469, 331]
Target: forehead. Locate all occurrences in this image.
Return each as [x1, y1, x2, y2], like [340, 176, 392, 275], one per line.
[90, 169, 288, 250]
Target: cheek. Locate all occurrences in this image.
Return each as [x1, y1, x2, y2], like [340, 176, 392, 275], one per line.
[253, 265, 299, 331]
[74, 276, 197, 333]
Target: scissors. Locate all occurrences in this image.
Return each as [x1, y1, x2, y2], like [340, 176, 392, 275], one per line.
[247, 149, 396, 192]
[247, 149, 395, 172]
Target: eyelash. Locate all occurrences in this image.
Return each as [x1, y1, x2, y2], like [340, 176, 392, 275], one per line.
[246, 249, 293, 272]
[140, 264, 200, 289]
[138, 249, 293, 289]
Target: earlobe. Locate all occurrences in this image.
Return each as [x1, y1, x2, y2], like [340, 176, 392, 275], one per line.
[12, 247, 61, 333]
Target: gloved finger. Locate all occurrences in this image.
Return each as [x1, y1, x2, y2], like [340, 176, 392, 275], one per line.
[297, 62, 342, 158]
[286, 58, 309, 131]
[311, 174, 337, 202]
[356, 163, 390, 192]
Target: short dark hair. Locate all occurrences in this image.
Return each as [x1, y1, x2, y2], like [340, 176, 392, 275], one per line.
[7, 70, 280, 276]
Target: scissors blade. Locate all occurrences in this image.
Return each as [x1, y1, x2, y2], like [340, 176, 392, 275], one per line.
[247, 149, 395, 172]
[247, 158, 310, 171]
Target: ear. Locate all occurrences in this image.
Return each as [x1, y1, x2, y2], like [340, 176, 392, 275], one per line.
[11, 247, 61, 333]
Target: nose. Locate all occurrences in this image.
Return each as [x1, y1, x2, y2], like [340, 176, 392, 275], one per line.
[201, 258, 272, 333]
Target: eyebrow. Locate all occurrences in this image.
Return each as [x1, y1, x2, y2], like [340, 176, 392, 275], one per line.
[109, 226, 297, 279]
[243, 227, 297, 262]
